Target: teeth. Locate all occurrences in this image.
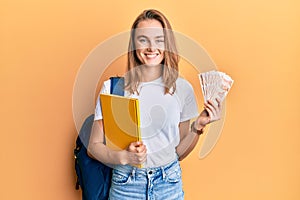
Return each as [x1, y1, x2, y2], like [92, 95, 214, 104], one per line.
[145, 54, 157, 58]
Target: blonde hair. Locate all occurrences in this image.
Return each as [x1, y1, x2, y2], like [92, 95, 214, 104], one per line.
[125, 9, 179, 94]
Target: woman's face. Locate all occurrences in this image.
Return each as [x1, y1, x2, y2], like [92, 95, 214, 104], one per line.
[134, 19, 165, 67]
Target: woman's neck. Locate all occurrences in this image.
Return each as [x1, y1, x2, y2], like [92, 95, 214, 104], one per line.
[140, 64, 163, 82]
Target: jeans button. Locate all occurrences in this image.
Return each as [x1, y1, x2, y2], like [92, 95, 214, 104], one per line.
[148, 170, 153, 175]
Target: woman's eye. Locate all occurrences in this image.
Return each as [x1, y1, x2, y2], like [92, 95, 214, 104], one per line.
[139, 39, 147, 43]
[157, 40, 164, 43]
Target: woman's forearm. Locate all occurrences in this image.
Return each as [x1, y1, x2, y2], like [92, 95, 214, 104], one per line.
[176, 120, 202, 161]
[176, 130, 200, 161]
[88, 142, 128, 165]
[87, 120, 128, 165]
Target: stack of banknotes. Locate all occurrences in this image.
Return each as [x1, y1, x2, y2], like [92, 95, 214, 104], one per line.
[198, 70, 234, 106]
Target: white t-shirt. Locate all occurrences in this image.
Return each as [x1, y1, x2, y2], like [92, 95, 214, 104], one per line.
[94, 77, 199, 167]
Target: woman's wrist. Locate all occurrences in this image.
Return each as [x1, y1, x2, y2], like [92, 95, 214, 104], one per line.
[118, 150, 129, 165]
[191, 121, 205, 135]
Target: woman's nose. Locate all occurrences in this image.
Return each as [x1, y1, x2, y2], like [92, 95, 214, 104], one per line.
[146, 41, 157, 51]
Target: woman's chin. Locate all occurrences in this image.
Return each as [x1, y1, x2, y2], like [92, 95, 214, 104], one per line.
[143, 62, 161, 67]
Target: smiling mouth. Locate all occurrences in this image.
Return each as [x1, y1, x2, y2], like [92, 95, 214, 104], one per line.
[144, 53, 159, 58]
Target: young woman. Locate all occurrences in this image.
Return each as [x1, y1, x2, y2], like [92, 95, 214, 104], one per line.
[88, 9, 222, 200]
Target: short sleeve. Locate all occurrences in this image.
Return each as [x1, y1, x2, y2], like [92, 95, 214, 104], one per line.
[177, 78, 199, 122]
[94, 79, 111, 121]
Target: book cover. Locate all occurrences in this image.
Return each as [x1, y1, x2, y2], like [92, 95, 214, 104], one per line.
[100, 93, 141, 151]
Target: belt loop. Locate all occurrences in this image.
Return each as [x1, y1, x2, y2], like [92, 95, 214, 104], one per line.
[131, 168, 136, 181]
[161, 166, 166, 180]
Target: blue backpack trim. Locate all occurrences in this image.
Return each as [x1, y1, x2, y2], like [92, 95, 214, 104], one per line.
[74, 77, 124, 200]
[110, 76, 124, 96]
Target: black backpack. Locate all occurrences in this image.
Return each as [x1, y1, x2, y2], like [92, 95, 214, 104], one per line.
[74, 77, 124, 200]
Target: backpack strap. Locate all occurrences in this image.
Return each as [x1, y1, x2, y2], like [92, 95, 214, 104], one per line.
[110, 77, 124, 96]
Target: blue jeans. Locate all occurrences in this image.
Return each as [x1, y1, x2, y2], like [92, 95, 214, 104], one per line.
[109, 159, 184, 200]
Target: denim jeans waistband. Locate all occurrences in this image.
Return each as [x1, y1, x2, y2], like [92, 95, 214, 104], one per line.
[113, 158, 179, 176]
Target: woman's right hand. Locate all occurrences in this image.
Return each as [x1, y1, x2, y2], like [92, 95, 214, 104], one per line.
[121, 141, 147, 166]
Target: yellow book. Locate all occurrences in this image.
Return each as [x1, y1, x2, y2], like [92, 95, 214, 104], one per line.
[100, 94, 142, 167]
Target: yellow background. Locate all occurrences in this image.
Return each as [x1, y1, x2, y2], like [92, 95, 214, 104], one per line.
[1, 0, 300, 199]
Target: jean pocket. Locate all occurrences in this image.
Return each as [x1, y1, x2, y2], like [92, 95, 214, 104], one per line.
[165, 166, 182, 183]
[111, 169, 132, 185]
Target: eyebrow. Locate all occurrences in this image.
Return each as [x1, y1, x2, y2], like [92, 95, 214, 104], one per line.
[136, 35, 164, 39]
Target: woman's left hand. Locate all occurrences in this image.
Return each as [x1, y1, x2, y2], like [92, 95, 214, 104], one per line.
[194, 98, 222, 130]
